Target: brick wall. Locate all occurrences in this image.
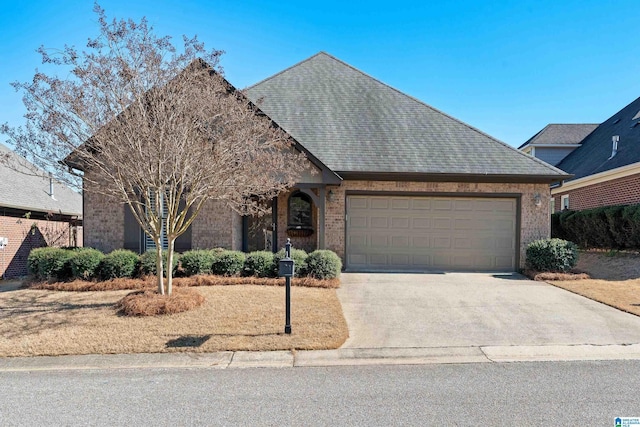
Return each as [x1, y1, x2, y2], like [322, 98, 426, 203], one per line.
[552, 172, 640, 212]
[83, 171, 124, 253]
[191, 199, 239, 250]
[0, 214, 80, 278]
[84, 168, 242, 254]
[321, 180, 551, 269]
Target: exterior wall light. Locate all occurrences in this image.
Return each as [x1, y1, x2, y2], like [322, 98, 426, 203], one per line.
[327, 189, 335, 202]
[533, 193, 542, 207]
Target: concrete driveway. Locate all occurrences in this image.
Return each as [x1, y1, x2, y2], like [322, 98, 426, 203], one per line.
[337, 273, 640, 348]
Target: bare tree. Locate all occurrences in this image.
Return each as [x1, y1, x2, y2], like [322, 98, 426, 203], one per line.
[1, 4, 306, 295]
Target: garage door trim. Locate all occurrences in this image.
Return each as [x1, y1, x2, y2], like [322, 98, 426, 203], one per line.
[344, 191, 522, 271]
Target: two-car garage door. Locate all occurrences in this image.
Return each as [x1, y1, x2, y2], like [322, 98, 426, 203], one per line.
[346, 195, 518, 272]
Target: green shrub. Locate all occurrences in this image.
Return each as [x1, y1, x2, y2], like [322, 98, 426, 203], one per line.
[621, 205, 640, 248]
[552, 204, 640, 250]
[69, 248, 105, 280]
[211, 250, 246, 276]
[27, 247, 46, 277]
[306, 250, 342, 279]
[99, 249, 140, 279]
[139, 250, 179, 277]
[243, 251, 275, 277]
[28, 247, 74, 281]
[526, 238, 578, 272]
[273, 248, 308, 277]
[180, 250, 216, 276]
[604, 205, 627, 247]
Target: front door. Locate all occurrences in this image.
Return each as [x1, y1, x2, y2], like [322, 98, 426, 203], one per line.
[243, 199, 277, 253]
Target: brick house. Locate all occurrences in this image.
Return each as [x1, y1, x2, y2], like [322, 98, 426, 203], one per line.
[0, 143, 82, 278]
[549, 96, 640, 212]
[81, 52, 567, 272]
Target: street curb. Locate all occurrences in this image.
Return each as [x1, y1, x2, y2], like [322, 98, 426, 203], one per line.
[1, 344, 640, 372]
[294, 347, 490, 367]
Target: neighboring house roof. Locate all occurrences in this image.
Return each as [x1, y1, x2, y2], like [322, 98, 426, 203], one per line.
[518, 124, 598, 149]
[0, 143, 82, 217]
[556, 96, 640, 181]
[245, 52, 567, 181]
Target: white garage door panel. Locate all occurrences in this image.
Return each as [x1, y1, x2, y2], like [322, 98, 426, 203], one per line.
[346, 195, 517, 271]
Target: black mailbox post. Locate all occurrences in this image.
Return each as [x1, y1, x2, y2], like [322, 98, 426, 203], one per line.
[278, 238, 295, 334]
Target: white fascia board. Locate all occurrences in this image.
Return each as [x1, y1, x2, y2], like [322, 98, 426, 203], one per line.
[551, 163, 640, 195]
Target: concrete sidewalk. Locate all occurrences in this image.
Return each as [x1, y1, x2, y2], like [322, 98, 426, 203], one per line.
[2, 344, 640, 372]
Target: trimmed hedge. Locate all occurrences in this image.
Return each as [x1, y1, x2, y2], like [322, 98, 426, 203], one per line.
[211, 250, 246, 276]
[26, 246, 343, 282]
[140, 250, 179, 277]
[243, 251, 275, 277]
[69, 248, 105, 280]
[180, 250, 216, 276]
[99, 249, 140, 279]
[526, 238, 578, 272]
[273, 248, 308, 277]
[306, 250, 342, 279]
[28, 247, 74, 281]
[552, 204, 640, 249]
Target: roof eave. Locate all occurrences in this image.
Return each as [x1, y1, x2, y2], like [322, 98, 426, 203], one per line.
[337, 171, 571, 184]
[0, 201, 82, 218]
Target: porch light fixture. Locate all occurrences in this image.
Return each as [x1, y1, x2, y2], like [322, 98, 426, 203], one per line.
[533, 193, 542, 207]
[327, 189, 335, 202]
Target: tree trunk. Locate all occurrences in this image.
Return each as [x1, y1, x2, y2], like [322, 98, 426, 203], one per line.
[166, 239, 175, 296]
[156, 240, 164, 295]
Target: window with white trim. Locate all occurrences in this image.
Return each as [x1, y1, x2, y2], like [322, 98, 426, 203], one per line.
[561, 195, 569, 211]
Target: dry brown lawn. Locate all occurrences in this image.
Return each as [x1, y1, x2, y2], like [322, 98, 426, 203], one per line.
[548, 250, 640, 317]
[549, 279, 640, 316]
[0, 285, 348, 357]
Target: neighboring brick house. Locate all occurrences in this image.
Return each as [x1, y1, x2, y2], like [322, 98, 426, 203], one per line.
[0, 143, 82, 278]
[549, 96, 640, 212]
[518, 123, 598, 166]
[80, 52, 568, 272]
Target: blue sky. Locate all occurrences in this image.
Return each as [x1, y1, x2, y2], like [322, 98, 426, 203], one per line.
[1, 0, 639, 147]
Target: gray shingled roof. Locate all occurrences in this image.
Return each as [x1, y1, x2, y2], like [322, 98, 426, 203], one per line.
[0, 143, 82, 216]
[556, 96, 640, 181]
[518, 124, 598, 149]
[245, 52, 567, 179]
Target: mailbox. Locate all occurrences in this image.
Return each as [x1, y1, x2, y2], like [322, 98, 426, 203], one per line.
[278, 256, 295, 277]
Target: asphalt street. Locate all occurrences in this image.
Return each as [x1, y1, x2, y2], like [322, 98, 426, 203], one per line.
[1, 360, 638, 426]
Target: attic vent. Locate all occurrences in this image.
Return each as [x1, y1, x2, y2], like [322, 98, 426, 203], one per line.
[613, 118, 621, 124]
[609, 135, 619, 159]
[48, 172, 56, 200]
[633, 110, 640, 120]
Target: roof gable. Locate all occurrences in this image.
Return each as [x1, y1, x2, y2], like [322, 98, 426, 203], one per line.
[556, 96, 640, 181]
[0, 143, 82, 216]
[245, 52, 567, 180]
[518, 124, 598, 149]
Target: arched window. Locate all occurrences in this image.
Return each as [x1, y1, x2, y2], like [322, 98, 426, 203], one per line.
[288, 191, 313, 228]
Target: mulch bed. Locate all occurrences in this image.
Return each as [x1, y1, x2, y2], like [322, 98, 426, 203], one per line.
[523, 269, 591, 281]
[116, 287, 206, 316]
[28, 275, 340, 292]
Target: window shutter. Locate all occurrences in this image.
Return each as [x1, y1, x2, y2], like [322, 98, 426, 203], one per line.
[144, 190, 169, 251]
